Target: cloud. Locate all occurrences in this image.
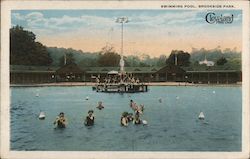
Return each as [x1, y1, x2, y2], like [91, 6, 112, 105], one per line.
[127, 10, 203, 27]
[11, 10, 242, 55]
[12, 13, 25, 20]
[26, 12, 44, 20]
[12, 11, 116, 33]
[12, 10, 203, 33]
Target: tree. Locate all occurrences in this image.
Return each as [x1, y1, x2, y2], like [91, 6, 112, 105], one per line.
[10, 25, 52, 65]
[216, 57, 227, 65]
[166, 50, 190, 67]
[59, 53, 76, 66]
[124, 55, 140, 67]
[97, 46, 120, 67]
[157, 55, 167, 67]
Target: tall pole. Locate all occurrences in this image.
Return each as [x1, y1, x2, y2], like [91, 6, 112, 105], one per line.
[175, 53, 177, 66]
[121, 22, 124, 71]
[116, 17, 128, 74]
[64, 53, 67, 65]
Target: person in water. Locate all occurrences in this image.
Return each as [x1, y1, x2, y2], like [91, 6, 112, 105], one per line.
[85, 110, 95, 126]
[133, 114, 142, 125]
[127, 113, 134, 122]
[138, 104, 144, 113]
[54, 112, 67, 128]
[120, 112, 129, 126]
[130, 100, 134, 108]
[130, 100, 138, 111]
[96, 101, 104, 110]
[135, 107, 143, 117]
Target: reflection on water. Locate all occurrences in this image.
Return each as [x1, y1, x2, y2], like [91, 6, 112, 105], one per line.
[10, 86, 241, 151]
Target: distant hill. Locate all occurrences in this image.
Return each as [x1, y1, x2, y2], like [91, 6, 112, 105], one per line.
[46, 46, 167, 67]
[11, 25, 241, 70]
[47, 46, 241, 70]
[189, 47, 241, 70]
[190, 47, 241, 62]
[47, 47, 100, 67]
[46, 46, 242, 71]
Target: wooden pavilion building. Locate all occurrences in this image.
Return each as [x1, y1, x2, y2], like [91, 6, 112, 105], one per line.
[10, 65, 57, 84]
[10, 63, 242, 84]
[55, 63, 85, 82]
[153, 65, 186, 82]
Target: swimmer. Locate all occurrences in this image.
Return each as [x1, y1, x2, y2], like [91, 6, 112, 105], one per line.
[96, 101, 104, 110]
[130, 100, 138, 111]
[138, 104, 144, 113]
[135, 106, 143, 116]
[54, 112, 67, 128]
[133, 114, 142, 125]
[158, 98, 162, 103]
[130, 100, 134, 108]
[85, 110, 95, 126]
[127, 113, 134, 122]
[120, 112, 129, 127]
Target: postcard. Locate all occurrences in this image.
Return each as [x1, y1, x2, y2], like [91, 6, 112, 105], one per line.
[1, 1, 249, 159]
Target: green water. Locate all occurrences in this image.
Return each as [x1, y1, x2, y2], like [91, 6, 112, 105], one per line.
[10, 86, 242, 151]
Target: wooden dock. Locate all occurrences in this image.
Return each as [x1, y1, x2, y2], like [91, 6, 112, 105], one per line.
[93, 83, 148, 93]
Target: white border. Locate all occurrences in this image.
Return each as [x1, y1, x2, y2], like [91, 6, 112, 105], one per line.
[1, 1, 249, 159]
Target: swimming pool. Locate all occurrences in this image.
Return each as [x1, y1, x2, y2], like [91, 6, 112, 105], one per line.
[10, 86, 242, 151]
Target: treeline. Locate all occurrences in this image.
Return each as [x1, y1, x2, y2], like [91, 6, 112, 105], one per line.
[189, 47, 241, 70]
[10, 26, 241, 70]
[47, 46, 241, 69]
[190, 47, 241, 62]
[48, 45, 167, 67]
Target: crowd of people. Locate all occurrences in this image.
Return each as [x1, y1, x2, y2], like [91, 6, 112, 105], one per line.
[95, 73, 141, 84]
[120, 100, 145, 126]
[52, 99, 146, 129]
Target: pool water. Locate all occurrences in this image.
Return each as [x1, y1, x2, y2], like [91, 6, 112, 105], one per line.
[10, 86, 242, 151]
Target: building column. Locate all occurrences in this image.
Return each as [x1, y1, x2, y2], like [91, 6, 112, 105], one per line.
[198, 73, 201, 83]
[191, 73, 194, 83]
[208, 72, 210, 84]
[156, 73, 159, 82]
[165, 73, 168, 82]
[217, 73, 219, 84]
[226, 72, 229, 84]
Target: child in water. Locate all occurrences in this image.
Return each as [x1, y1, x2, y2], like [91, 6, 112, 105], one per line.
[127, 113, 134, 122]
[54, 112, 67, 128]
[120, 112, 129, 127]
[133, 114, 142, 125]
[138, 104, 144, 114]
[96, 101, 104, 110]
[85, 110, 95, 126]
[130, 100, 138, 111]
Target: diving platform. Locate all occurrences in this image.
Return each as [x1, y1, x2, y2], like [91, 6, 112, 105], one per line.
[93, 83, 148, 93]
[92, 16, 149, 93]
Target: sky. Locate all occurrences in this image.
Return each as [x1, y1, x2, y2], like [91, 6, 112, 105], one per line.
[11, 10, 242, 57]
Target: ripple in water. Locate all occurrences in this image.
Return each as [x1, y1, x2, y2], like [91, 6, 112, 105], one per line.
[10, 86, 242, 151]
